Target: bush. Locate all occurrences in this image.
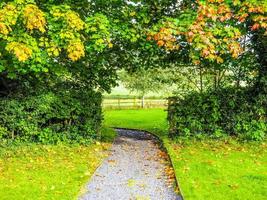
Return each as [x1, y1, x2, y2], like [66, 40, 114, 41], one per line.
[168, 88, 267, 141]
[0, 87, 102, 144]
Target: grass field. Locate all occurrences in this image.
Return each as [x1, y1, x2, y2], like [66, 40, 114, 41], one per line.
[104, 108, 168, 134]
[104, 109, 267, 200]
[0, 128, 116, 200]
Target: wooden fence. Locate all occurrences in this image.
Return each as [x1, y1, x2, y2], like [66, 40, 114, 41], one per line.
[102, 98, 167, 109]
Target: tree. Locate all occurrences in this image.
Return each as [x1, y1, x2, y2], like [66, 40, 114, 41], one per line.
[119, 68, 169, 108]
[0, 0, 118, 97]
[148, 0, 267, 92]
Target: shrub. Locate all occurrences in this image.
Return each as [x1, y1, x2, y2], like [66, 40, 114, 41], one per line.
[0, 87, 102, 144]
[168, 88, 266, 141]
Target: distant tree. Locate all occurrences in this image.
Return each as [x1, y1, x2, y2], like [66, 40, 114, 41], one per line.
[119, 68, 168, 108]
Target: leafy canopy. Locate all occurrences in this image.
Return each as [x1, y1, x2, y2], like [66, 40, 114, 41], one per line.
[0, 0, 112, 78]
[149, 0, 267, 65]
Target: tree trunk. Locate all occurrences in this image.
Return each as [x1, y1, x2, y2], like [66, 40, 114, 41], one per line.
[11, 131, 14, 140]
[141, 95, 145, 108]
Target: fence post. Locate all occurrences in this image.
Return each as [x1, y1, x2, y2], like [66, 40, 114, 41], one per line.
[118, 98, 121, 109]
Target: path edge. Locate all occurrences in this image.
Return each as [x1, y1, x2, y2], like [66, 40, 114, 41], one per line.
[78, 135, 118, 199]
[112, 127, 185, 200]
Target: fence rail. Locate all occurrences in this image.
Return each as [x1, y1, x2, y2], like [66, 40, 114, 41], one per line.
[102, 98, 167, 109]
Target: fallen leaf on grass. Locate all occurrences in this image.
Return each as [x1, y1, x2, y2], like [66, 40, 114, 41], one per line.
[228, 184, 239, 190]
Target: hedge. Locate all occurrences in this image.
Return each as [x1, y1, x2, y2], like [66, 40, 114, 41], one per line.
[168, 88, 266, 141]
[0, 87, 102, 144]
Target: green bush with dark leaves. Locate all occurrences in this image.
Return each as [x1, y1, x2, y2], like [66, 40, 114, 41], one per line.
[168, 88, 266, 141]
[0, 87, 102, 144]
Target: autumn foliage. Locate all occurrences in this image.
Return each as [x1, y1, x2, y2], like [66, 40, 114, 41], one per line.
[0, 1, 113, 78]
[150, 0, 267, 64]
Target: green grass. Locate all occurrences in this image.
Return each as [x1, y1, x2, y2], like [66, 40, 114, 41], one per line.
[0, 128, 116, 200]
[167, 139, 267, 200]
[104, 109, 267, 200]
[104, 108, 168, 135]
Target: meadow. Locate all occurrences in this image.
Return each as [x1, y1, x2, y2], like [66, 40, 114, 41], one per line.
[0, 128, 116, 200]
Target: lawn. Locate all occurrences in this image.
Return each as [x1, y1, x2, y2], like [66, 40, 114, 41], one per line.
[104, 108, 168, 134]
[0, 129, 116, 200]
[104, 109, 267, 200]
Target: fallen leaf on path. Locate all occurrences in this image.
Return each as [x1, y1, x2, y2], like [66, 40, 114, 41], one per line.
[127, 179, 136, 187]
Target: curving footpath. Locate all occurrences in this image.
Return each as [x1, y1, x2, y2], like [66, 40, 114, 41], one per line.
[79, 129, 182, 200]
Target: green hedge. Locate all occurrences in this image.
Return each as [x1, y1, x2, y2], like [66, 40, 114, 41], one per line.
[168, 88, 266, 141]
[0, 88, 102, 144]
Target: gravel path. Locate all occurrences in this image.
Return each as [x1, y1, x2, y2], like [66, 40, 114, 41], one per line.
[79, 129, 181, 200]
